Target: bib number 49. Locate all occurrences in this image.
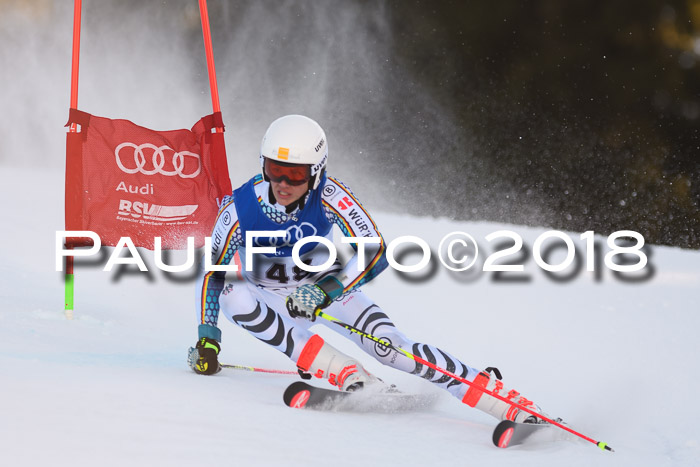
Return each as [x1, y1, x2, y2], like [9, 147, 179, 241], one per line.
[265, 259, 313, 284]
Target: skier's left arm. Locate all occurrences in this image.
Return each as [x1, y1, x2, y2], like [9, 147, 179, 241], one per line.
[320, 177, 388, 294]
[286, 177, 388, 320]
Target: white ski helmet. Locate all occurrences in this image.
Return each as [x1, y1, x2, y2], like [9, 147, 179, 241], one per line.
[260, 115, 328, 190]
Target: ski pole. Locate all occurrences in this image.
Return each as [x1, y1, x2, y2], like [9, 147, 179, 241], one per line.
[315, 309, 614, 452]
[221, 363, 298, 375]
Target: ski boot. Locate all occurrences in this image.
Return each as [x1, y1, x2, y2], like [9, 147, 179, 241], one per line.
[462, 369, 547, 423]
[296, 334, 379, 392]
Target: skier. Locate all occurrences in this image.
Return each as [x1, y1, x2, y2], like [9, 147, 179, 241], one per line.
[188, 114, 547, 423]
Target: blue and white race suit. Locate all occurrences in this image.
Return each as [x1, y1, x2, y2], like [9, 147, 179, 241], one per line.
[195, 174, 480, 400]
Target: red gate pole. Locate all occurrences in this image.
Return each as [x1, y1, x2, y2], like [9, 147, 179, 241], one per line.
[198, 0, 223, 132]
[198, 0, 242, 276]
[65, 0, 82, 319]
[70, 0, 81, 114]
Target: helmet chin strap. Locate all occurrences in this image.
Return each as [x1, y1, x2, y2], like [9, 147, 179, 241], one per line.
[267, 184, 309, 214]
[286, 195, 307, 214]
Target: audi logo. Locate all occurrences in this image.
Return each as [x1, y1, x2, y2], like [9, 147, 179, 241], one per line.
[255, 222, 318, 249]
[115, 142, 202, 178]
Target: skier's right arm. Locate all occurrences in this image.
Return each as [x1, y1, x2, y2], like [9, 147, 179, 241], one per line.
[190, 197, 242, 374]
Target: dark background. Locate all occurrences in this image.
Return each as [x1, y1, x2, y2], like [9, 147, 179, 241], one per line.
[380, 0, 700, 249]
[200, 0, 700, 248]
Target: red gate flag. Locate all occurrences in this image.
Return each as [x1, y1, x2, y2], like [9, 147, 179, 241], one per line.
[65, 109, 232, 250]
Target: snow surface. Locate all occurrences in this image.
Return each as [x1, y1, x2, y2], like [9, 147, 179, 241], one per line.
[1, 167, 699, 466]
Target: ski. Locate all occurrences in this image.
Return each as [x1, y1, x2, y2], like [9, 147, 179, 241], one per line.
[492, 420, 551, 448]
[283, 381, 436, 413]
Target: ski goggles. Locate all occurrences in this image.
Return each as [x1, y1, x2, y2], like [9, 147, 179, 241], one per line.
[264, 158, 312, 186]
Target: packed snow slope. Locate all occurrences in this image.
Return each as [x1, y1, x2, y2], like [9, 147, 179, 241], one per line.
[1, 167, 699, 467]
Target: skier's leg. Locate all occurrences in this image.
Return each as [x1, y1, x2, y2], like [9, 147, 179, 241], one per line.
[323, 291, 545, 422]
[218, 281, 376, 391]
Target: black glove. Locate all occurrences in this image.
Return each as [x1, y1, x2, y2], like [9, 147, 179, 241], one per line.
[187, 337, 221, 375]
